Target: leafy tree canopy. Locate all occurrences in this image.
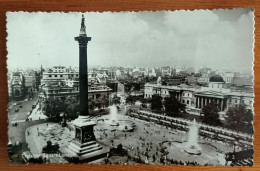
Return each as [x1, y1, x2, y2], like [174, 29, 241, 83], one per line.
[111, 95, 121, 105]
[201, 102, 222, 126]
[226, 104, 253, 133]
[150, 94, 163, 111]
[164, 96, 186, 117]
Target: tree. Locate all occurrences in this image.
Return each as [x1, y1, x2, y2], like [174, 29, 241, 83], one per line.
[42, 97, 65, 122]
[126, 95, 135, 105]
[133, 82, 141, 91]
[64, 96, 79, 121]
[150, 94, 163, 111]
[112, 95, 121, 105]
[201, 102, 222, 126]
[164, 96, 186, 117]
[226, 104, 253, 133]
[99, 96, 109, 109]
[124, 82, 133, 92]
[42, 96, 79, 122]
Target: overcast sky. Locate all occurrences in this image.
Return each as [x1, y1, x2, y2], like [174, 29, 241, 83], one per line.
[7, 9, 254, 73]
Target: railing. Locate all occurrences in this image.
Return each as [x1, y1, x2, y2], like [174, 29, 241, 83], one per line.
[127, 110, 253, 144]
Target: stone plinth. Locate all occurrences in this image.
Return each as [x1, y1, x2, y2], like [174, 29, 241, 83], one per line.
[60, 116, 109, 163]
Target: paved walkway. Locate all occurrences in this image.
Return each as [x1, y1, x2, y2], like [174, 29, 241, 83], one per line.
[8, 119, 48, 163]
[94, 112, 234, 165]
[26, 123, 72, 163]
[28, 104, 48, 121]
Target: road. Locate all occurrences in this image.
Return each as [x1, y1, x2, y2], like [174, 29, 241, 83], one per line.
[7, 93, 48, 163]
[8, 94, 38, 122]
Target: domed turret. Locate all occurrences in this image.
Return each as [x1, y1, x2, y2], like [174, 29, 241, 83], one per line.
[209, 74, 224, 83]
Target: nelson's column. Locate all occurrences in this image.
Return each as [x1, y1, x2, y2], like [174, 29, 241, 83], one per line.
[61, 15, 108, 162]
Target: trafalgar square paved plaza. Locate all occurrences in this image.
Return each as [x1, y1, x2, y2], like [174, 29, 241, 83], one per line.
[24, 104, 242, 165]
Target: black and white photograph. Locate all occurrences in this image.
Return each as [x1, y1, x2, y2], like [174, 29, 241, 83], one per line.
[6, 9, 254, 166]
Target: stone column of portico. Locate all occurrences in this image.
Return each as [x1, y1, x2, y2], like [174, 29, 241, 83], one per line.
[198, 96, 200, 108]
[221, 99, 224, 111]
[196, 96, 198, 108]
[201, 97, 203, 108]
[201, 97, 204, 109]
[218, 98, 221, 110]
[209, 98, 211, 104]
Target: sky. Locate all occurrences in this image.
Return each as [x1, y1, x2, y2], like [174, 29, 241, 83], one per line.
[6, 9, 254, 73]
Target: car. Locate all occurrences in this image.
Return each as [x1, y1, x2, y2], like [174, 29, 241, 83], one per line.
[19, 105, 23, 108]
[15, 108, 19, 112]
[17, 102, 21, 105]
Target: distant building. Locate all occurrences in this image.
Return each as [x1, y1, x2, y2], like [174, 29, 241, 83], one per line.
[41, 78, 112, 102]
[24, 71, 36, 90]
[10, 72, 25, 100]
[221, 72, 235, 84]
[148, 68, 156, 77]
[40, 66, 112, 102]
[199, 67, 211, 74]
[232, 74, 253, 87]
[185, 67, 195, 75]
[41, 66, 79, 86]
[161, 66, 171, 76]
[144, 75, 254, 120]
[186, 75, 198, 85]
[197, 74, 210, 85]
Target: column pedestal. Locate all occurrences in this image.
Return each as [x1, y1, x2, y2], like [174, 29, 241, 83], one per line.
[60, 116, 109, 163]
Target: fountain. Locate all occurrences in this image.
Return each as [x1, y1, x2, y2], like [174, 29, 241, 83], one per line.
[97, 105, 135, 132]
[162, 119, 227, 165]
[184, 119, 202, 155]
[109, 105, 119, 126]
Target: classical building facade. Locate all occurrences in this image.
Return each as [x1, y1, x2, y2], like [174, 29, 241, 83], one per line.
[10, 72, 25, 100]
[41, 66, 79, 86]
[144, 75, 254, 120]
[40, 78, 112, 102]
[40, 66, 113, 102]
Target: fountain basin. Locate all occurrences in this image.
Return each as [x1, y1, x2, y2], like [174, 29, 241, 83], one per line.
[184, 145, 202, 155]
[163, 141, 223, 165]
[109, 120, 120, 126]
[98, 119, 135, 132]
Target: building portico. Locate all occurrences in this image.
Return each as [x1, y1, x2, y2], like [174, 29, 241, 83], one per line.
[194, 91, 227, 111]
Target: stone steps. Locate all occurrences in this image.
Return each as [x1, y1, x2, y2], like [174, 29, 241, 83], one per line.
[67, 140, 103, 156]
[69, 142, 100, 153]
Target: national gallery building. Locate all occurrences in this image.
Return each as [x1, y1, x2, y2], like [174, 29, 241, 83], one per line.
[144, 75, 254, 120]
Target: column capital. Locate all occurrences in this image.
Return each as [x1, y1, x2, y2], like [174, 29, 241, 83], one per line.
[75, 36, 92, 47]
